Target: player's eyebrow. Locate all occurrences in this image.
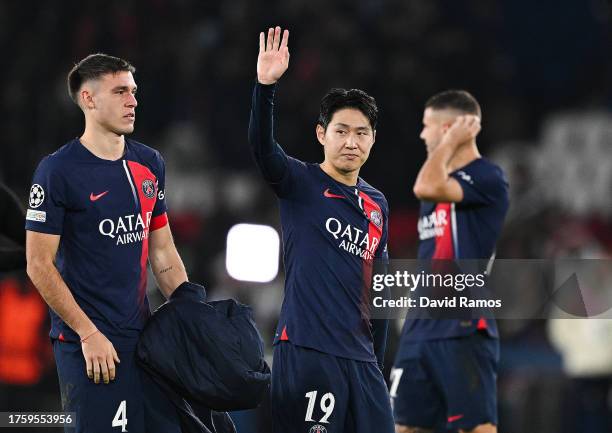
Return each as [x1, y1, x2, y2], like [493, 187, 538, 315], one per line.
[111, 85, 137, 92]
[333, 123, 371, 131]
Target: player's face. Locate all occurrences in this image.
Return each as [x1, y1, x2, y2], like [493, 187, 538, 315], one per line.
[84, 71, 138, 136]
[317, 108, 375, 175]
[420, 107, 454, 153]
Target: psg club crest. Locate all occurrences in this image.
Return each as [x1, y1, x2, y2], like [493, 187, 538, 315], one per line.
[29, 184, 45, 208]
[141, 179, 156, 199]
[309, 425, 327, 433]
[369, 210, 382, 228]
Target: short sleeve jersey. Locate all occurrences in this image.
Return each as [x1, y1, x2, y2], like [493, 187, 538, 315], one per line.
[400, 157, 509, 342]
[25, 138, 168, 349]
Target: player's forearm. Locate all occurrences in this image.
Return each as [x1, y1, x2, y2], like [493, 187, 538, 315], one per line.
[413, 143, 455, 198]
[248, 82, 288, 182]
[249, 82, 276, 155]
[150, 242, 188, 298]
[26, 259, 96, 338]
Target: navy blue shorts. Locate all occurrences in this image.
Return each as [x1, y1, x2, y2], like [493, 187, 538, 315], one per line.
[53, 340, 180, 433]
[271, 341, 394, 433]
[391, 332, 499, 431]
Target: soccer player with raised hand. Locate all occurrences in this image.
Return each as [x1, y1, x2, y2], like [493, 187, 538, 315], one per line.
[391, 91, 509, 433]
[250, 26, 394, 433]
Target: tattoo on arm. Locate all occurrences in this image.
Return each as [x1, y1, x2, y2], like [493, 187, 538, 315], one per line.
[159, 265, 173, 274]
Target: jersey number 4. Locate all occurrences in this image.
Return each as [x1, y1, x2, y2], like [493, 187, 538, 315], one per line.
[112, 400, 128, 432]
[304, 391, 335, 424]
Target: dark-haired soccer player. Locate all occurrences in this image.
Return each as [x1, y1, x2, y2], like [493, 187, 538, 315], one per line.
[25, 54, 187, 432]
[391, 91, 509, 433]
[249, 27, 394, 433]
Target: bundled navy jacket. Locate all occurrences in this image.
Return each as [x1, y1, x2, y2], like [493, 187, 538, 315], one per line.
[137, 281, 271, 433]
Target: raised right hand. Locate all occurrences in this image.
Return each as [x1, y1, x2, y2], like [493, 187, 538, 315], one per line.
[441, 115, 481, 149]
[257, 26, 290, 85]
[81, 330, 120, 384]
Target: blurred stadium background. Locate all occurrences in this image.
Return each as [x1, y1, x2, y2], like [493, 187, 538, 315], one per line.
[0, 1, 610, 432]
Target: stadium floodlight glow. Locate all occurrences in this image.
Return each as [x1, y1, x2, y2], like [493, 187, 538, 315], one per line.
[226, 223, 280, 282]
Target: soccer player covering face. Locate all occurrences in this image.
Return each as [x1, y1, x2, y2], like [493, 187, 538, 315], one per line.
[25, 54, 188, 433]
[249, 27, 394, 433]
[391, 92, 509, 433]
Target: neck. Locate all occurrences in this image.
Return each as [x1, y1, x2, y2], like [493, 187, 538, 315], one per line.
[448, 140, 480, 172]
[80, 122, 125, 161]
[320, 161, 359, 186]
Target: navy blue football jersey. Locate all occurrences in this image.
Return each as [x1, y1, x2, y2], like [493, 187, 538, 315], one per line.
[400, 157, 509, 341]
[25, 138, 168, 349]
[249, 84, 389, 362]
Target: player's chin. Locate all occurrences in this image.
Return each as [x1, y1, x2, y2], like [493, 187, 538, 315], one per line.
[115, 124, 135, 135]
[338, 159, 364, 173]
[426, 141, 440, 153]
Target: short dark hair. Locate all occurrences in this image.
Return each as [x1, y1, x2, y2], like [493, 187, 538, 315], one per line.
[425, 90, 481, 118]
[67, 53, 136, 104]
[317, 88, 378, 130]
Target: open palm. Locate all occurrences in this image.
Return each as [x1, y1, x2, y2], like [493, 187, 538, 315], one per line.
[257, 26, 290, 85]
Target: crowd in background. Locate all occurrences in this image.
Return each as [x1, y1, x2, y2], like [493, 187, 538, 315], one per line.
[0, 1, 610, 432]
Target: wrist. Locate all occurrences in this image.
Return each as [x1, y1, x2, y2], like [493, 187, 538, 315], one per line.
[257, 77, 277, 85]
[439, 136, 461, 151]
[440, 134, 471, 154]
[431, 139, 460, 160]
[76, 323, 98, 339]
[80, 329, 100, 343]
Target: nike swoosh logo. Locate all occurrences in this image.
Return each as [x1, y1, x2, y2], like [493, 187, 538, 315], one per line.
[323, 188, 345, 199]
[90, 191, 109, 201]
[447, 414, 464, 423]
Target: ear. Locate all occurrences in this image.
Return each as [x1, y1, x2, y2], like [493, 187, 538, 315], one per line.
[372, 129, 376, 145]
[316, 124, 326, 146]
[81, 89, 95, 110]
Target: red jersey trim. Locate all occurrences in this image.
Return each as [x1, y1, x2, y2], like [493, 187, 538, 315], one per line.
[477, 318, 488, 330]
[150, 213, 168, 232]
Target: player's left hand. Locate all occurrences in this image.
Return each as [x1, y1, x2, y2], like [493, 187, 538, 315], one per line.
[441, 115, 481, 148]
